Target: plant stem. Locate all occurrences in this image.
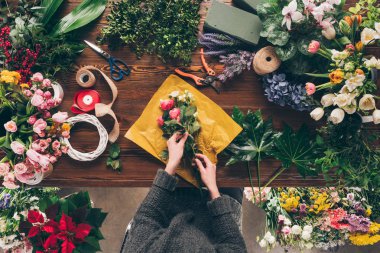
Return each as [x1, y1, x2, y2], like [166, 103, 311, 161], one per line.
[246, 161, 255, 204]
[262, 167, 287, 189]
[257, 154, 262, 203]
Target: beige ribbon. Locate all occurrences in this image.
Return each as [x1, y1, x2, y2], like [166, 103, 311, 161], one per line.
[76, 66, 120, 143]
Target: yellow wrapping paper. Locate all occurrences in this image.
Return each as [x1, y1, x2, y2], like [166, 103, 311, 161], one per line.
[125, 75, 242, 186]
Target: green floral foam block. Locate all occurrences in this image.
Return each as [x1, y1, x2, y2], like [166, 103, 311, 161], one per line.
[204, 0, 262, 45]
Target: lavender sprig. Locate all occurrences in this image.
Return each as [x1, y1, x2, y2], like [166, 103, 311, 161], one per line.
[199, 33, 242, 56]
[218, 51, 254, 82]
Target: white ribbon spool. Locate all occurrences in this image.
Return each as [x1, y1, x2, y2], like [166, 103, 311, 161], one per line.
[62, 114, 109, 161]
[52, 81, 64, 104]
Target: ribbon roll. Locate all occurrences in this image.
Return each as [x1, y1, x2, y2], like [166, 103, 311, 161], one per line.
[76, 68, 97, 88]
[52, 82, 64, 105]
[62, 114, 109, 161]
[74, 66, 120, 143]
[71, 90, 101, 114]
[253, 46, 281, 75]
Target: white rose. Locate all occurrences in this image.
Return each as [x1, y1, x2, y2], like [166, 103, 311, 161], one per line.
[375, 22, 380, 34]
[321, 94, 335, 107]
[333, 93, 352, 107]
[259, 239, 268, 248]
[373, 110, 380, 124]
[301, 231, 311, 241]
[361, 28, 379, 45]
[291, 225, 302, 235]
[329, 108, 345, 124]
[303, 225, 313, 234]
[364, 56, 380, 70]
[169, 91, 179, 98]
[264, 232, 272, 241]
[310, 107, 324, 121]
[359, 94, 376, 111]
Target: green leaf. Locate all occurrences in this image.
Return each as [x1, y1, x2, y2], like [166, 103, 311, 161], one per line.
[40, 0, 64, 26]
[85, 236, 101, 251]
[257, 1, 280, 16]
[267, 30, 290, 46]
[109, 143, 120, 159]
[226, 110, 274, 165]
[275, 40, 297, 61]
[348, 3, 361, 14]
[260, 17, 282, 38]
[297, 38, 313, 56]
[270, 125, 319, 177]
[50, 0, 107, 36]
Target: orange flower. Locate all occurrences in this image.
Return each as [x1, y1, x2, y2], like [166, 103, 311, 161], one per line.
[344, 15, 362, 26]
[355, 41, 363, 52]
[355, 69, 364, 75]
[329, 69, 344, 84]
[344, 16, 353, 26]
[61, 123, 71, 132]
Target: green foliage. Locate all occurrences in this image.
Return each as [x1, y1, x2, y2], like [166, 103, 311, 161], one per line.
[348, 0, 380, 29]
[50, 0, 107, 36]
[107, 143, 122, 172]
[100, 0, 202, 64]
[271, 125, 319, 177]
[39, 0, 64, 26]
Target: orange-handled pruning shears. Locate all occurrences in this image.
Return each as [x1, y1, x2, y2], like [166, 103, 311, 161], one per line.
[175, 48, 220, 94]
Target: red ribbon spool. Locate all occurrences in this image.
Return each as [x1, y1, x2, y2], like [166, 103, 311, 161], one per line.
[71, 90, 101, 114]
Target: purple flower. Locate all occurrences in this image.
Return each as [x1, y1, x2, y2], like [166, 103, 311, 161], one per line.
[218, 51, 254, 82]
[343, 214, 371, 233]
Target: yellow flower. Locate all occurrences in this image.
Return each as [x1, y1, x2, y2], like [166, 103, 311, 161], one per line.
[329, 69, 344, 84]
[309, 191, 331, 214]
[20, 83, 29, 89]
[369, 223, 380, 234]
[355, 41, 363, 52]
[61, 123, 71, 132]
[365, 208, 372, 217]
[349, 222, 380, 246]
[0, 70, 21, 84]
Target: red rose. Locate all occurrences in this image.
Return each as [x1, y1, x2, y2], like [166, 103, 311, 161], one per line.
[160, 99, 174, 111]
[169, 108, 181, 119]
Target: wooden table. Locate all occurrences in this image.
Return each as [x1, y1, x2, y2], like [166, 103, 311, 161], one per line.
[39, 0, 379, 187]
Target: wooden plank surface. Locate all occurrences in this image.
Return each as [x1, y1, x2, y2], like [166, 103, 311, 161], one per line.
[35, 0, 379, 187]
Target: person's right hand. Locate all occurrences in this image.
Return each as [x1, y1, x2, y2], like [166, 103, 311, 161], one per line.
[194, 154, 220, 200]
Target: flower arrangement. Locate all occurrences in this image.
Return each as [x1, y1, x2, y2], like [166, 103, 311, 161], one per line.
[0, 71, 71, 189]
[157, 90, 201, 168]
[257, 0, 344, 73]
[306, 17, 380, 124]
[0, 187, 58, 252]
[247, 187, 380, 251]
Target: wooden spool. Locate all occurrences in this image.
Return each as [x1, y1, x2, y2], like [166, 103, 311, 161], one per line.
[253, 46, 281, 75]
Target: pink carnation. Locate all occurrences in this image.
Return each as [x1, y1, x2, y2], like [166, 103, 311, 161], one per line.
[10, 141, 25, 155]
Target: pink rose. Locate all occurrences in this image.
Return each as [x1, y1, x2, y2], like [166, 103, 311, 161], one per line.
[10, 141, 25, 155]
[26, 149, 50, 168]
[0, 163, 10, 176]
[43, 91, 52, 99]
[54, 150, 62, 157]
[14, 163, 28, 174]
[52, 111, 68, 123]
[4, 120, 17, 132]
[23, 89, 33, 97]
[47, 99, 56, 107]
[305, 82, 316, 95]
[28, 115, 37, 125]
[160, 99, 175, 111]
[31, 94, 44, 107]
[157, 116, 164, 126]
[33, 119, 47, 136]
[169, 108, 181, 119]
[43, 111, 51, 119]
[35, 89, 43, 96]
[49, 156, 57, 164]
[42, 79, 51, 87]
[52, 140, 61, 150]
[3, 172, 19, 189]
[281, 226, 291, 235]
[345, 43, 355, 52]
[31, 72, 43, 82]
[308, 40, 320, 54]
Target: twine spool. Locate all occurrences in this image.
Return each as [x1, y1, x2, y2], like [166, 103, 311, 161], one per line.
[253, 46, 281, 75]
[76, 68, 97, 88]
[62, 114, 108, 161]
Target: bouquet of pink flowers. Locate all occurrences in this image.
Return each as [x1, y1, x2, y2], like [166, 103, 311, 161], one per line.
[157, 90, 201, 170]
[0, 71, 71, 189]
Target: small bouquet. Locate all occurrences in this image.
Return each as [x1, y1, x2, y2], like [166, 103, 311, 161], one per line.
[249, 187, 380, 251]
[306, 16, 380, 124]
[0, 71, 71, 188]
[157, 90, 201, 168]
[19, 191, 107, 253]
[0, 187, 59, 252]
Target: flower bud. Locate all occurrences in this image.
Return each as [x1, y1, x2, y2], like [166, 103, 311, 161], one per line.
[321, 94, 335, 107]
[339, 20, 351, 36]
[322, 26, 336, 40]
[310, 107, 324, 121]
[329, 108, 345, 124]
[373, 109, 380, 124]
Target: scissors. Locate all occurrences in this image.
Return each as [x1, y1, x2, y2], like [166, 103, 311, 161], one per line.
[84, 40, 131, 81]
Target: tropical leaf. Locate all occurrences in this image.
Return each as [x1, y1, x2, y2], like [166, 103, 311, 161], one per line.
[50, 0, 107, 36]
[226, 108, 274, 165]
[40, 0, 64, 26]
[270, 124, 319, 177]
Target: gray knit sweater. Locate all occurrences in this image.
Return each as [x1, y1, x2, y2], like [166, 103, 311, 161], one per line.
[123, 169, 247, 253]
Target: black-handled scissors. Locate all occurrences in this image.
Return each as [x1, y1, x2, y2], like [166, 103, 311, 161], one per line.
[84, 40, 131, 81]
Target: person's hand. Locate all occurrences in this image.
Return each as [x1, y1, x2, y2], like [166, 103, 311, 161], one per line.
[194, 154, 220, 200]
[165, 132, 189, 175]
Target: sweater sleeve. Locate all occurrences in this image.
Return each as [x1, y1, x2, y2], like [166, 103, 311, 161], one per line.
[207, 196, 248, 253]
[124, 169, 178, 253]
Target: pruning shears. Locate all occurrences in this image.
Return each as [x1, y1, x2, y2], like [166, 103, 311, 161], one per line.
[175, 48, 220, 94]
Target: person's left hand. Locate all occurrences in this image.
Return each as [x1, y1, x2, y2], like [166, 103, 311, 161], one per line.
[165, 132, 189, 175]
